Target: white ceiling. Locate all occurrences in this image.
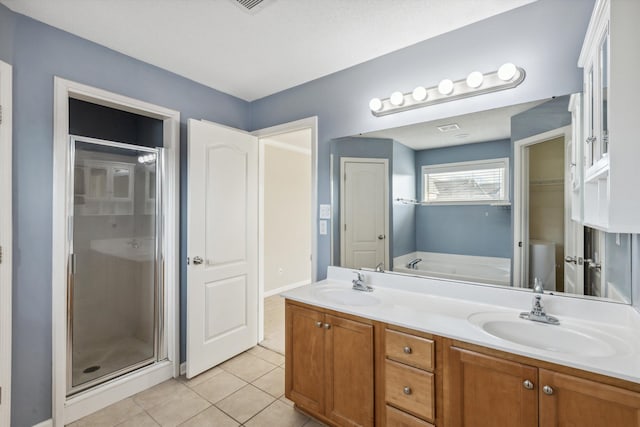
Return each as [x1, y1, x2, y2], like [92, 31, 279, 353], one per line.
[358, 99, 547, 150]
[1, 0, 537, 101]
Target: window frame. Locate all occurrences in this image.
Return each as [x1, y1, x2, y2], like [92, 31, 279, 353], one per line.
[421, 157, 510, 205]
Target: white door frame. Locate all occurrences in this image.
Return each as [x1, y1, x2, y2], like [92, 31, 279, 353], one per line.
[0, 59, 13, 427]
[339, 157, 390, 269]
[252, 117, 318, 343]
[513, 125, 572, 288]
[52, 77, 180, 425]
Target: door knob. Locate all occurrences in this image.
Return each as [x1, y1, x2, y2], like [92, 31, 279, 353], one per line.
[403, 386, 412, 395]
[315, 321, 323, 328]
[523, 380, 534, 390]
[378, 234, 385, 240]
[193, 256, 204, 265]
[324, 323, 331, 329]
[543, 385, 554, 395]
[403, 346, 412, 354]
[564, 256, 577, 264]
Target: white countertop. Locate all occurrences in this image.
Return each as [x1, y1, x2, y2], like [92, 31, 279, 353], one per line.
[282, 266, 640, 384]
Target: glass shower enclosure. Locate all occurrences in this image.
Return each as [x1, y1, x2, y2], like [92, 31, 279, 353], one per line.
[67, 135, 164, 396]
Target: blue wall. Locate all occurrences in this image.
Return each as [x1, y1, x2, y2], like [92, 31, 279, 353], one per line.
[414, 140, 512, 258]
[6, 7, 250, 426]
[392, 142, 416, 257]
[0, 4, 14, 63]
[250, 0, 594, 280]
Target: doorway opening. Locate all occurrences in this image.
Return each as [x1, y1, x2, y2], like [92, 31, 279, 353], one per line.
[256, 120, 316, 355]
[53, 78, 180, 425]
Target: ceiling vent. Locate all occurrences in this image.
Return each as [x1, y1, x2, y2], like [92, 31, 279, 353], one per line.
[231, 0, 273, 13]
[437, 123, 461, 133]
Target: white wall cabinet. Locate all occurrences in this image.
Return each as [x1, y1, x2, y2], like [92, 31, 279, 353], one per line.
[74, 160, 135, 215]
[578, 0, 640, 232]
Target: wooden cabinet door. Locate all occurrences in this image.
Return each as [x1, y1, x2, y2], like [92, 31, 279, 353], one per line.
[325, 314, 374, 427]
[444, 346, 538, 427]
[285, 303, 325, 414]
[539, 369, 640, 426]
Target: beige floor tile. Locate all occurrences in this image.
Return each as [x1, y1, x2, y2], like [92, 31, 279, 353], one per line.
[179, 406, 239, 427]
[303, 418, 328, 427]
[179, 366, 224, 388]
[69, 398, 143, 427]
[147, 387, 210, 427]
[248, 345, 285, 365]
[116, 411, 160, 427]
[279, 396, 295, 407]
[220, 352, 277, 382]
[133, 379, 189, 410]
[252, 366, 285, 397]
[215, 384, 275, 424]
[190, 371, 247, 404]
[244, 400, 309, 427]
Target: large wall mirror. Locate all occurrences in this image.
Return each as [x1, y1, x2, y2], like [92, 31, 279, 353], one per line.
[330, 95, 633, 304]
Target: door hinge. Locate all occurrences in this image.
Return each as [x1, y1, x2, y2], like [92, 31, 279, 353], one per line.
[0, 245, 2, 264]
[518, 241, 523, 247]
[0, 105, 3, 125]
[344, 224, 347, 231]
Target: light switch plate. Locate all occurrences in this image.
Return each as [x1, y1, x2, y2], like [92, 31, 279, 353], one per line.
[319, 204, 331, 219]
[319, 220, 327, 235]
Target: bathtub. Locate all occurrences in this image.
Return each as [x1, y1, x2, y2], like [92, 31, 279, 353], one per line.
[393, 252, 510, 286]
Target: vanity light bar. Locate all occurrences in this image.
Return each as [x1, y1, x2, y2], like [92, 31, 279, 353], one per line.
[369, 63, 526, 117]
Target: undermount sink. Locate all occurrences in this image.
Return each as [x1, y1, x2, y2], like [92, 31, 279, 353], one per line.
[313, 286, 381, 307]
[468, 312, 629, 358]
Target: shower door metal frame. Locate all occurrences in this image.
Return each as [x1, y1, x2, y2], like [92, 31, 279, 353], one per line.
[66, 135, 165, 396]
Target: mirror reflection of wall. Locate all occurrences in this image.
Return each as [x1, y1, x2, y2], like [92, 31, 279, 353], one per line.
[330, 96, 633, 304]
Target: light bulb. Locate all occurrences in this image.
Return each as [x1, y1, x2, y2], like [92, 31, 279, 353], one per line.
[498, 63, 517, 81]
[438, 79, 454, 95]
[369, 97, 383, 112]
[412, 86, 428, 102]
[390, 91, 405, 106]
[466, 71, 484, 88]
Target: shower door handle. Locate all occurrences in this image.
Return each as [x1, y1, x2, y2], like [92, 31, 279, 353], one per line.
[193, 256, 204, 265]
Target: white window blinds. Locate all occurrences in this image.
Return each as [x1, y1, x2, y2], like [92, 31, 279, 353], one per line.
[422, 158, 509, 204]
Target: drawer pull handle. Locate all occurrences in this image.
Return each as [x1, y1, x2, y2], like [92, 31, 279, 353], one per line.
[403, 346, 412, 354]
[543, 385, 554, 395]
[523, 380, 534, 390]
[403, 386, 412, 395]
[315, 321, 323, 328]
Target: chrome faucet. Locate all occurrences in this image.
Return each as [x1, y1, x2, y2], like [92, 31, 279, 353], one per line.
[406, 258, 422, 269]
[352, 271, 373, 292]
[519, 278, 559, 325]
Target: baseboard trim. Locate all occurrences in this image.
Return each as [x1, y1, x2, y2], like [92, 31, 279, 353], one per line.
[64, 361, 173, 424]
[33, 419, 53, 427]
[264, 280, 310, 298]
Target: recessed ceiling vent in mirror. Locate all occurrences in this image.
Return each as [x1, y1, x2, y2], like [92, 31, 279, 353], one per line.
[232, 0, 273, 13]
[437, 123, 461, 133]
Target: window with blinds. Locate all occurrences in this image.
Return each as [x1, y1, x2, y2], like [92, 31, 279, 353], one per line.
[422, 158, 509, 204]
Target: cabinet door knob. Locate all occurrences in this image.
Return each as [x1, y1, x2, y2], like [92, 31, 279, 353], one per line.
[192, 256, 204, 265]
[403, 346, 412, 354]
[324, 323, 331, 329]
[403, 386, 412, 395]
[315, 321, 323, 328]
[523, 380, 534, 390]
[543, 385, 554, 395]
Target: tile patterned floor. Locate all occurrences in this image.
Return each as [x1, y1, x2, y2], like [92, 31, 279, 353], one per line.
[68, 346, 325, 427]
[261, 295, 285, 354]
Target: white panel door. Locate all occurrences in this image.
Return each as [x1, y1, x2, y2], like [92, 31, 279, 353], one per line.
[187, 119, 258, 378]
[341, 160, 387, 269]
[564, 133, 584, 295]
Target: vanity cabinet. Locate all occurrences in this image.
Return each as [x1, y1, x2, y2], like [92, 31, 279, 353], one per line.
[578, 0, 640, 232]
[285, 301, 375, 427]
[383, 328, 436, 426]
[444, 340, 640, 427]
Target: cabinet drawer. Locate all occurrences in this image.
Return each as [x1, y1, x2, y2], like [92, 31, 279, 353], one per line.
[385, 360, 434, 421]
[386, 329, 434, 371]
[386, 405, 434, 427]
